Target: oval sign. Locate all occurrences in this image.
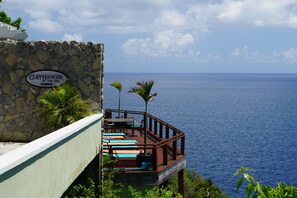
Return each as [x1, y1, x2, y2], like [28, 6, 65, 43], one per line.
[26, 70, 68, 88]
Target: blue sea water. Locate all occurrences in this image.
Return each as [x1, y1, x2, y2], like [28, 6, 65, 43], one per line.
[103, 73, 297, 197]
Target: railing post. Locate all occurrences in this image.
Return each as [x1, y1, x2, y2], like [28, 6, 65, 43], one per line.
[178, 169, 185, 196]
[181, 136, 185, 155]
[166, 126, 169, 139]
[154, 119, 158, 135]
[163, 145, 168, 165]
[159, 122, 163, 138]
[172, 129, 177, 160]
[153, 147, 157, 171]
[105, 109, 112, 118]
[149, 116, 152, 131]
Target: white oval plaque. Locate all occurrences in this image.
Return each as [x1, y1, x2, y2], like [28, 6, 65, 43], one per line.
[26, 70, 68, 88]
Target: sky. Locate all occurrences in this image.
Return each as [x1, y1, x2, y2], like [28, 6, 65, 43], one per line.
[3, 0, 297, 73]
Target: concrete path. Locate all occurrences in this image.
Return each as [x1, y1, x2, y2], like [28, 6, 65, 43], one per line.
[0, 142, 26, 155]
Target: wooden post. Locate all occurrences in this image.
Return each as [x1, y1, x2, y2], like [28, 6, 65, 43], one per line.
[166, 126, 169, 139]
[154, 120, 158, 135]
[178, 169, 185, 197]
[152, 147, 157, 171]
[159, 123, 163, 138]
[149, 117, 152, 131]
[163, 145, 168, 165]
[172, 130, 177, 160]
[181, 136, 185, 155]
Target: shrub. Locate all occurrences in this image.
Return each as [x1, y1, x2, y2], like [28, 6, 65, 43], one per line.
[128, 186, 182, 198]
[38, 82, 92, 129]
[169, 168, 228, 198]
[235, 166, 297, 198]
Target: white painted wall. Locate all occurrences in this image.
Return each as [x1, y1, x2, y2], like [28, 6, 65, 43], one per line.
[0, 22, 28, 40]
[0, 114, 103, 198]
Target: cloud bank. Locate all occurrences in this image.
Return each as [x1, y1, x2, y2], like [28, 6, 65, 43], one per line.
[6, 0, 297, 64]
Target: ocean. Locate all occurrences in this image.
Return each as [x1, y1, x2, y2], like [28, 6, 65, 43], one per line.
[103, 73, 297, 197]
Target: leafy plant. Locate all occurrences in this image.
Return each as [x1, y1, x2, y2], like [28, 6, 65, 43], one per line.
[64, 178, 96, 198]
[100, 155, 123, 198]
[128, 80, 157, 154]
[110, 81, 122, 117]
[169, 168, 228, 198]
[235, 166, 297, 198]
[38, 82, 92, 129]
[0, 0, 26, 31]
[128, 186, 183, 198]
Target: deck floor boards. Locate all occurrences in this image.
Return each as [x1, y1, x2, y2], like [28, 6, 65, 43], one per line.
[103, 127, 184, 173]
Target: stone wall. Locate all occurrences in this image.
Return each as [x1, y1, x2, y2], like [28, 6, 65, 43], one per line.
[0, 40, 104, 142]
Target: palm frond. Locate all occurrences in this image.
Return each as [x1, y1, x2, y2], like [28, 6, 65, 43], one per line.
[110, 81, 122, 92]
[37, 82, 92, 129]
[128, 80, 157, 106]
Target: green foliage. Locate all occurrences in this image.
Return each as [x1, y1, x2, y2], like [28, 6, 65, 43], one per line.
[100, 170, 123, 198]
[128, 80, 157, 113]
[266, 182, 297, 197]
[128, 80, 157, 154]
[110, 81, 122, 92]
[0, 1, 26, 31]
[110, 81, 122, 117]
[235, 166, 297, 198]
[65, 178, 96, 198]
[100, 155, 123, 198]
[103, 154, 118, 166]
[128, 186, 182, 198]
[234, 166, 267, 198]
[38, 82, 92, 129]
[169, 169, 228, 198]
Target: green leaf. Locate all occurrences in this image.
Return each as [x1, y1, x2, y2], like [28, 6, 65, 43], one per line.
[236, 178, 244, 191]
[246, 183, 253, 198]
[256, 182, 267, 198]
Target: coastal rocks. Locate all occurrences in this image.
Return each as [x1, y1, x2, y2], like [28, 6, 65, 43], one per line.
[0, 40, 104, 142]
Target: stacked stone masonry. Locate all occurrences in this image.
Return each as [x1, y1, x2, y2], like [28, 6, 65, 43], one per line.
[0, 40, 104, 142]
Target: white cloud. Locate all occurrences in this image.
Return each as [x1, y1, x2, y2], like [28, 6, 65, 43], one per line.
[216, 0, 297, 28]
[122, 31, 196, 57]
[281, 48, 297, 63]
[62, 33, 83, 42]
[28, 19, 63, 33]
[230, 46, 248, 57]
[157, 10, 186, 27]
[7, 0, 297, 34]
[6, 0, 297, 60]
[228, 47, 297, 64]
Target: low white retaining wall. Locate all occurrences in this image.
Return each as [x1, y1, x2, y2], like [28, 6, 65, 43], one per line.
[0, 22, 28, 40]
[0, 113, 103, 198]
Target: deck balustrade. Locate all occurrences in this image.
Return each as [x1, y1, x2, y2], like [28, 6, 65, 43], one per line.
[104, 109, 185, 172]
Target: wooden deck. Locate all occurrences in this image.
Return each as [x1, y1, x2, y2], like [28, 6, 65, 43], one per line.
[103, 128, 185, 173]
[103, 109, 186, 193]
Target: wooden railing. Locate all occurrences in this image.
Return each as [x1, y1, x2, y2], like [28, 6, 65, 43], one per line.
[104, 109, 185, 171]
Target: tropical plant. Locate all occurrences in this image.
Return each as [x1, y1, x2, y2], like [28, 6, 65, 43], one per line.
[110, 81, 122, 117]
[128, 80, 157, 153]
[128, 186, 183, 198]
[64, 178, 96, 198]
[38, 82, 92, 129]
[100, 155, 123, 198]
[0, 0, 26, 31]
[235, 166, 297, 198]
[169, 168, 228, 198]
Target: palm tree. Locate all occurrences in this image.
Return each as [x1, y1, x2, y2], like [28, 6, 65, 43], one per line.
[38, 82, 91, 129]
[110, 81, 122, 117]
[128, 80, 157, 153]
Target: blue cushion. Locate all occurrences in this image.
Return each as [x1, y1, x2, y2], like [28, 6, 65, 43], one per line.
[103, 139, 137, 143]
[103, 132, 125, 136]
